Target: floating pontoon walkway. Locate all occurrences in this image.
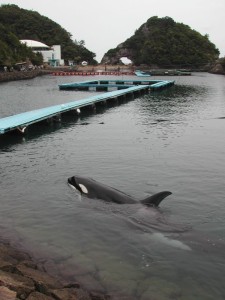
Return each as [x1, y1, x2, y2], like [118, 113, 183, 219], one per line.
[0, 85, 148, 135]
[0, 79, 174, 135]
[59, 79, 174, 91]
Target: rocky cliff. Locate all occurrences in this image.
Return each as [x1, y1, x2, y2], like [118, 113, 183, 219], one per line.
[102, 16, 219, 68]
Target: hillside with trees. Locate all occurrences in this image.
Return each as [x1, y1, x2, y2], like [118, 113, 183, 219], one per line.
[102, 16, 219, 68]
[0, 23, 43, 67]
[0, 4, 96, 66]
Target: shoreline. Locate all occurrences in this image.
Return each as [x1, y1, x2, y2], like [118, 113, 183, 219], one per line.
[0, 67, 131, 83]
[0, 238, 110, 300]
[0, 70, 51, 83]
[0, 63, 224, 84]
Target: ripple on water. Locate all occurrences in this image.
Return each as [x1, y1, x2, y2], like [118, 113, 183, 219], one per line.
[1, 73, 225, 299]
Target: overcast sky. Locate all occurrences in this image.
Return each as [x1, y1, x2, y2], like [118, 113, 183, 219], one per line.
[0, 0, 224, 62]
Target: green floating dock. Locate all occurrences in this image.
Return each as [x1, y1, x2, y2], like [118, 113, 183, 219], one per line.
[0, 79, 174, 135]
[59, 79, 174, 91]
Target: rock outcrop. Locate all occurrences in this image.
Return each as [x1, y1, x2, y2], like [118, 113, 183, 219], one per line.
[0, 242, 110, 300]
[209, 61, 225, 75]
[101, 46, 133, 65]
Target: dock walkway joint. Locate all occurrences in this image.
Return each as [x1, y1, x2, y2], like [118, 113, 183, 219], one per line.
[0, 79, 174, 135]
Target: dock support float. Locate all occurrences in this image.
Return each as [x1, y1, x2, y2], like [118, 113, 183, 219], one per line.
[52, 114, 62, 123]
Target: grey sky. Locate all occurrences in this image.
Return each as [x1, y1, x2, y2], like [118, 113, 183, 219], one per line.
[0, 0, 224, 62]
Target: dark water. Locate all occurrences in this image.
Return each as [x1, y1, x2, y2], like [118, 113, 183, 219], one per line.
[0, 73, 225, 299]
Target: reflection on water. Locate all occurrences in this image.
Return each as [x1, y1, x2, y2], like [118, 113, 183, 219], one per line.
[1, 73, 225, 299]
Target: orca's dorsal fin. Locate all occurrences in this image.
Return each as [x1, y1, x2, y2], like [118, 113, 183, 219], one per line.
[140, 191, 172, 207]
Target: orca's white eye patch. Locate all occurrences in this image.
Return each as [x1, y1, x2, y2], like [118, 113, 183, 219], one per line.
[79, 184, 88, 194]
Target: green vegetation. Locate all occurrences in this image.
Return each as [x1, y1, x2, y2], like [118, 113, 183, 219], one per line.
[104, 16, 219, 67]
[0, 23, 43, 66]
[0, 4, 96, 66]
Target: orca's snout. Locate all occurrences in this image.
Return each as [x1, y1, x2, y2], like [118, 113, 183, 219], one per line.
[67, 176, 82, 194]
[68, 177, 73, 185]
[68, 176, 77, 189]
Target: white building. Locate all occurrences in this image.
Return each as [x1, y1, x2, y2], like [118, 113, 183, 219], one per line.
[20, 39, 64, 66]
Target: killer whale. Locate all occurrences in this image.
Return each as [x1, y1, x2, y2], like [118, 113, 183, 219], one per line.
[68, 175, 172, 207]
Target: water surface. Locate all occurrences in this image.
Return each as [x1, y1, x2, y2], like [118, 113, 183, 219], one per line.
[0, 73, 225, 299]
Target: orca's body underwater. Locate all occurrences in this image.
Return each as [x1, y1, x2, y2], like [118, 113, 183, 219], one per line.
[68, 175, 172, 207]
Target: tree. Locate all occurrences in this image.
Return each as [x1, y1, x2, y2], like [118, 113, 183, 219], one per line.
[0, 4, 97, 65]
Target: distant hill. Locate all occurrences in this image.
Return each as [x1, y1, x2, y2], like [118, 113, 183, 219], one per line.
[102, 16, 219, 68]
[0, 4, 97, 66]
